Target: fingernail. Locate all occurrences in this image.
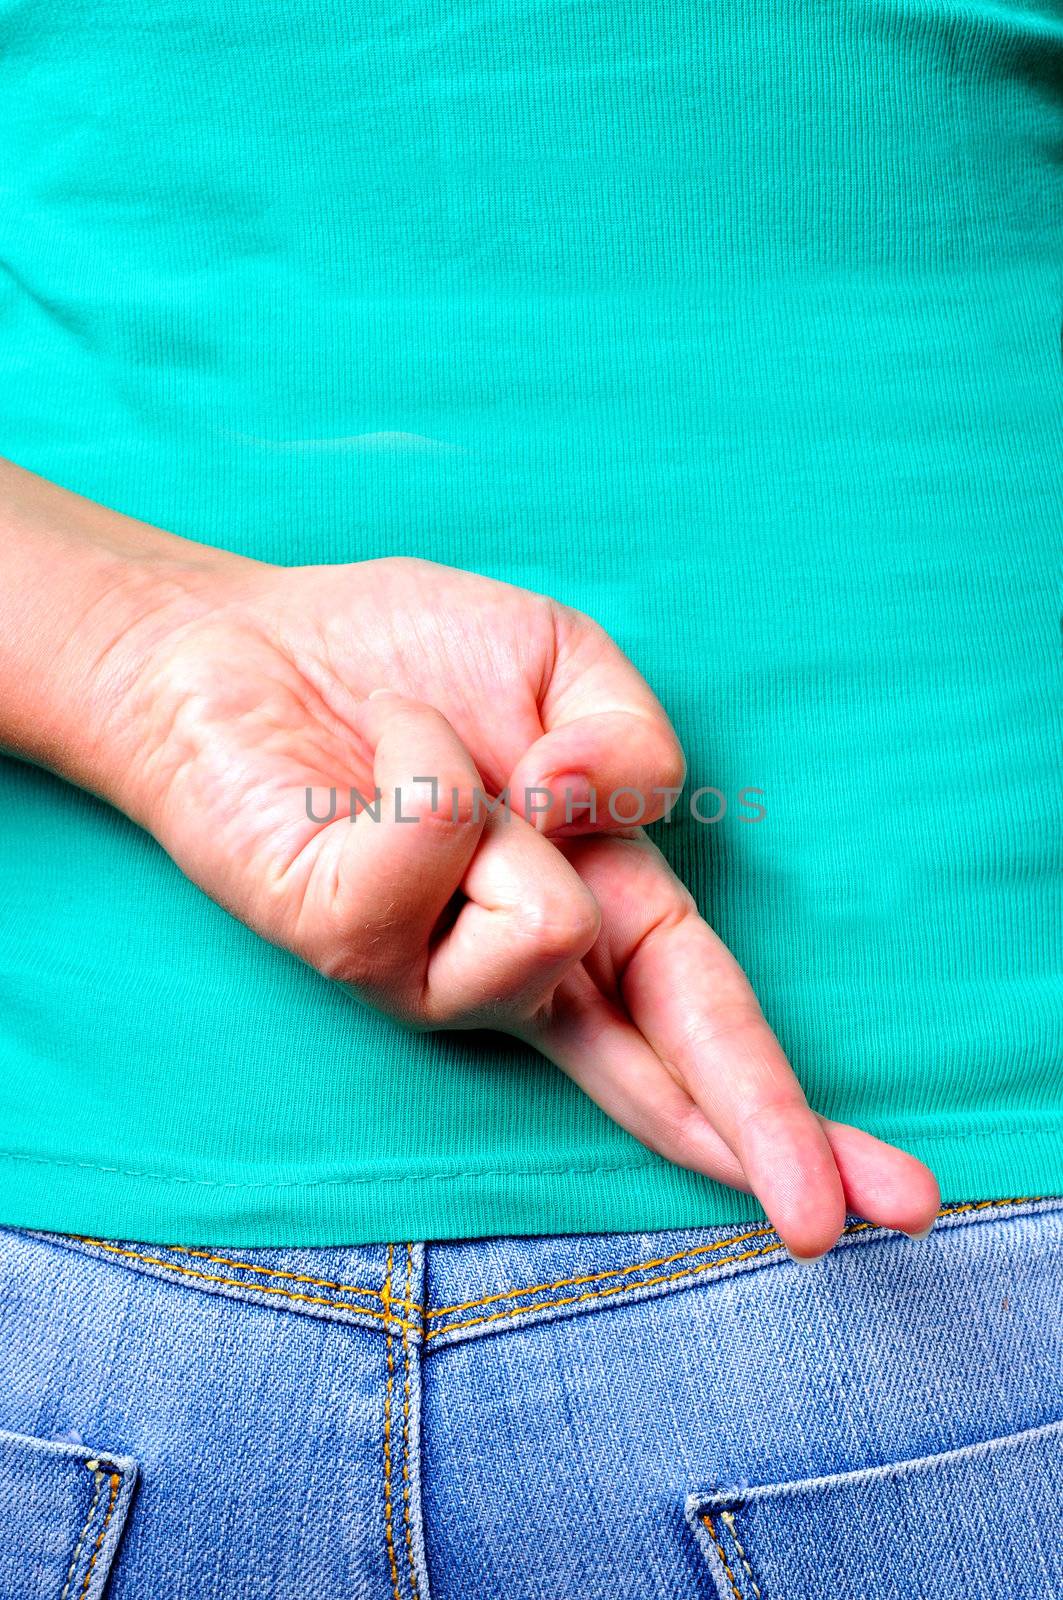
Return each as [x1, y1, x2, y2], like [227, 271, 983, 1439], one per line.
[368, 688, 399, 701]
[786, 1250, 822, 1266]
[903, 1223, 934, 1241]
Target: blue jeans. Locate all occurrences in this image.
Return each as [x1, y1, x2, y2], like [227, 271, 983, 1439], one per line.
[2, 1195, 1061, 1598]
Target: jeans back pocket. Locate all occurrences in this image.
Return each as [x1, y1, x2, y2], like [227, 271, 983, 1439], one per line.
[0, 1428, 137, 1598]
[687, 1416, 1063, 1600]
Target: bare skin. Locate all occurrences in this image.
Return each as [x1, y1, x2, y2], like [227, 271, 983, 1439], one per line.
[0, 455, 940, 1259]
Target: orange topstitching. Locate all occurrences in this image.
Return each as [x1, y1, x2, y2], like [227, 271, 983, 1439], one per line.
[65, 1198, 1036, 1338]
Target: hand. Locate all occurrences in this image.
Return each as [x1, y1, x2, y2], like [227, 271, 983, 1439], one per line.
[0, 458, 938, 1258]
[103, 550, 938, 1259]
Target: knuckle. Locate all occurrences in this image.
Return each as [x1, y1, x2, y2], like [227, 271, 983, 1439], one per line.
[680, 996, 765, 1058]
[420, 991, 473, 1029]
[732, 1091, 802, 1143]
[398, 776, 478, 833]
[549, 599, 616, 663]
[552, 597, 598, 635]
[444, 782, 480, 831]
[647, 724, 687, 792]
[307, 940, 375, 988]
[316, 944, 437, 1030]
[301, 920, 405, 995]
[522, 883, 601, 961]
[655, 1101, 712, 1166]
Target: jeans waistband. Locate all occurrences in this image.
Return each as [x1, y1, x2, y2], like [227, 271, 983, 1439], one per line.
[14, 1193, 1061, 1351]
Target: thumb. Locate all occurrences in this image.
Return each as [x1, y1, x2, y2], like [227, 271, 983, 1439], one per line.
[507, 605, 686, 836]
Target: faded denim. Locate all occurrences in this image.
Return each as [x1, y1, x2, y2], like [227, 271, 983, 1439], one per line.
[1, 1195, 1061, 1597]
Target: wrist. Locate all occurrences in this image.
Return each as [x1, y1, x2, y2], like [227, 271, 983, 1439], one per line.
[0, 456, 263, 819]
[61, 541, 258, 821]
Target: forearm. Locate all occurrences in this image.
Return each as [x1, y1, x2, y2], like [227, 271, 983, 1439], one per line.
[0, 454, 249, 806]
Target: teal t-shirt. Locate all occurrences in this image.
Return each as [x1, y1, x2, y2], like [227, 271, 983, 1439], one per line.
[0, 0, 1060, 1243]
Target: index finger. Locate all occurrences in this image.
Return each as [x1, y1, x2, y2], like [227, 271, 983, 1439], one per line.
[506, 606, 686, 837]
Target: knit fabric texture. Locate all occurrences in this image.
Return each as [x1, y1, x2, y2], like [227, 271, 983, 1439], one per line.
[0, 0, 1060, 1242]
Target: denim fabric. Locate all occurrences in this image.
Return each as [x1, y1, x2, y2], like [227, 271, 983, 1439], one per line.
[0, 1195, 1060, 1597]
[0, 1430, 137, 1598]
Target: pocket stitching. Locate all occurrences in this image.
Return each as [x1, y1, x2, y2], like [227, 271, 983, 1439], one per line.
[700, 1511, 749, 1600]
[688, 1416, 1063, 1597]
[62, 1462, 122, 1600]
[719, 1509, 762, 1600]
[79, 1467, 121, 1598]
[59, 1465, 106, 1600]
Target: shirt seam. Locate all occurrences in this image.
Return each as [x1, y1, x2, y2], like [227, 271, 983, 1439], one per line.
[1, 1118, 1062, 1191]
